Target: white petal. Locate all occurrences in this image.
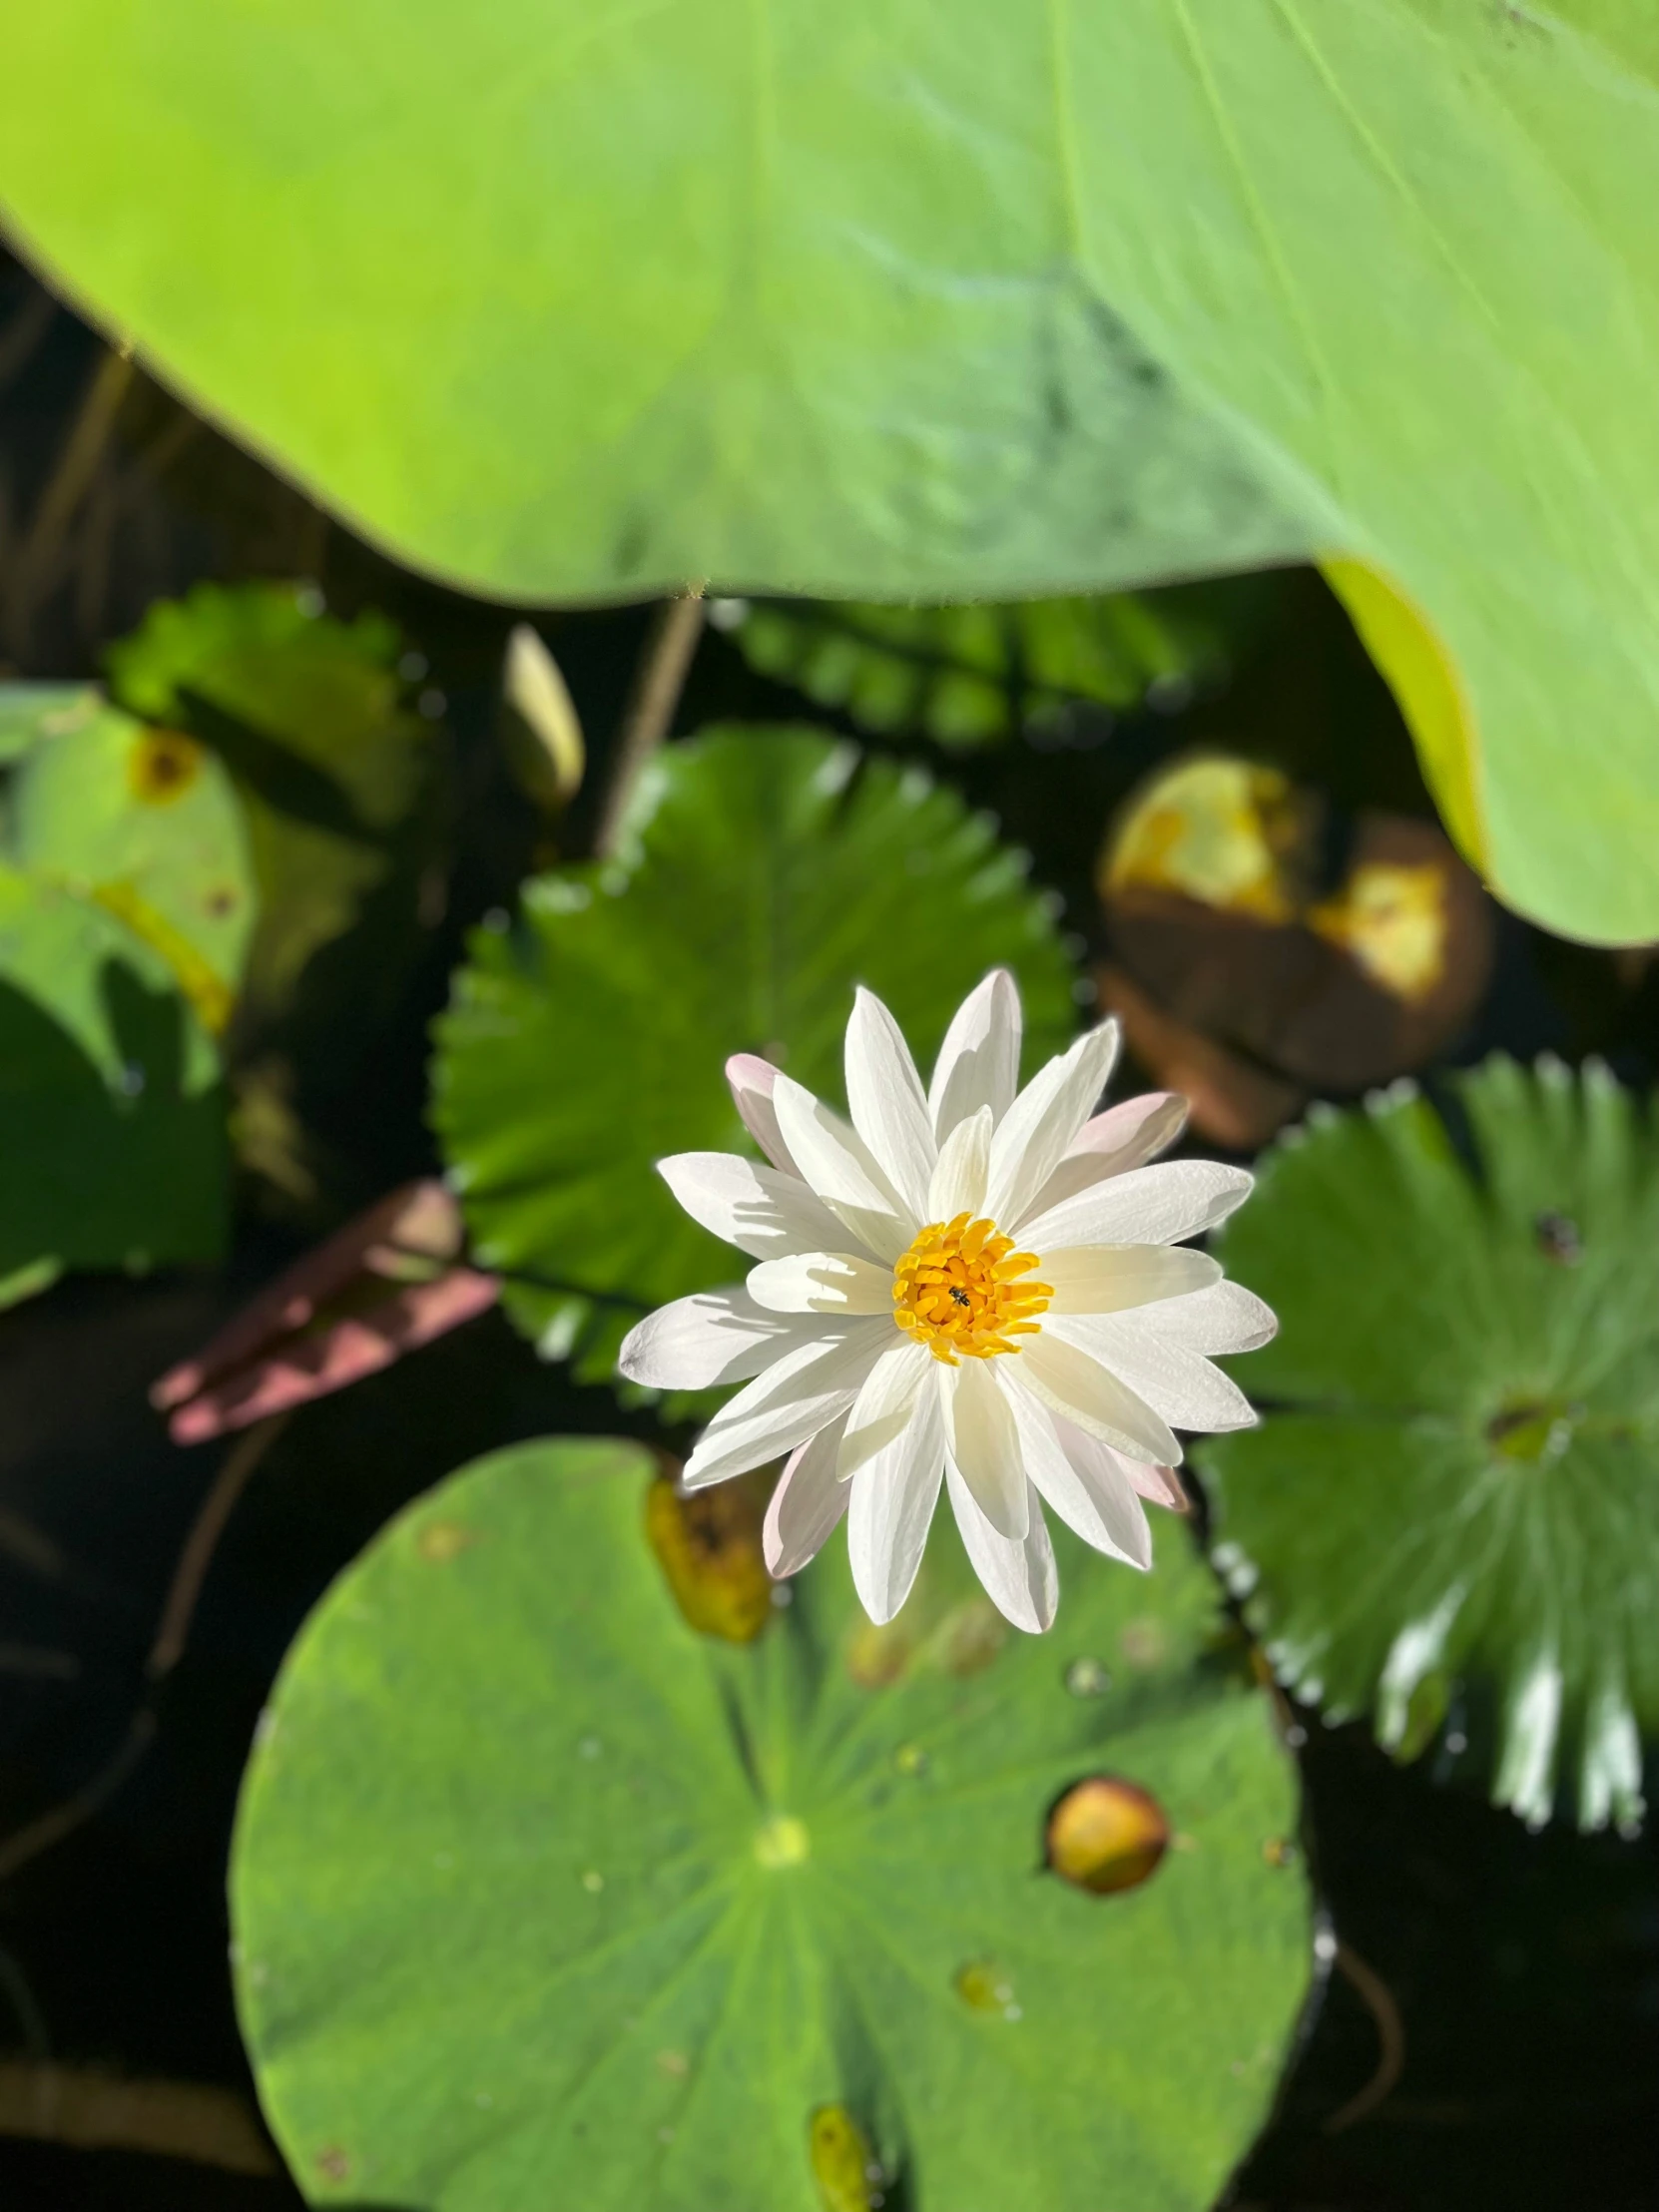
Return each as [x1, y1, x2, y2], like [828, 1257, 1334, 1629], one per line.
[928, 969, 1021, 1140]
[764, 1413, 851, 1577]
[657, 1153, 849, 1261]
[847, 1382, 946, 1624]
[746, 1251, 894, 1316]
[945, 1458, 1058, 1633]
[942, 1358, 1029, 1539]
[1050, 1313, 1260, 1434]
[1041, 1244, 1220, 1315]
[617, 1289, 800, 1389]
[838, 1337, 932, 1480]
[772, 1075, 915, 1260]
[1019, 1329, 1180, 1465]
[1023, 1092, 1188, 1218]
[1070, 1092, 1189, 1163]
[1151, 1279, 1279, 1356]
[985, 1019, 1121, 1232]
[927, 1104, 992, 1222]
[1001, 1377, 1153, 1567]
[845, 987, 936, 1220]
[1019, 1158, 1254, 1254]
[726, 1053, 798, 1175]
[1126, 1460, 1190, 1512]
[682, 1326, 886, 1490]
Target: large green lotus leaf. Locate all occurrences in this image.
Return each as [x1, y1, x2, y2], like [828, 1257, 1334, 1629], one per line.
[0, 861, 226, 1297]
[730, 581, 1270, 750]
[1198, 1057, 1659, 1835]
[2, 7, 1657, 938]
[105, 582, 442, 1029]
[5, 687, 255, 1035]
[432, 727, 1077, 1380]
[231, 1436, 1312, 2211]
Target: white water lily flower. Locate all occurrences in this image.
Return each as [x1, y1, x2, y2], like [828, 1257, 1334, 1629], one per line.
[618, 972, 1275, 1631]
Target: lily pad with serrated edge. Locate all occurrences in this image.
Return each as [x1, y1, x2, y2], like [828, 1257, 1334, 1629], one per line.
[231, 1435, 1312, 2212]
[731, 583, 1265, 750]
[430, 726, 1078, 1382]
[1198, 1057, 1659, 1834]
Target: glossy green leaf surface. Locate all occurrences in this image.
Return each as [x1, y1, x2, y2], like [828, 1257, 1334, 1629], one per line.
[431, 727, 1077, 1378]
[730, 583, 1265, 749]
[232, 1436, 1311, 2211]
[1200, 1058, 1659, 1833]
[3, 5, 1658, 935]
[0, 861, 226, 1294]
[106, 583, 442, 1030]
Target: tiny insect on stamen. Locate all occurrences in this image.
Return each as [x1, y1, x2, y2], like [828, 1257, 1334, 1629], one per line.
[891, 1216, 1052, 1366]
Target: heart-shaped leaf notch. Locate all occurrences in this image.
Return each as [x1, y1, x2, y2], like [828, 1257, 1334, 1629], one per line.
[232, 1437, 1312, 2210]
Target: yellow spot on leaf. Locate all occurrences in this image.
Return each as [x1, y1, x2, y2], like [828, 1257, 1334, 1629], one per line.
[417, 1520, 478, 1564]
[128, 726, 203, 806]
[809, 2105, 875, 2212]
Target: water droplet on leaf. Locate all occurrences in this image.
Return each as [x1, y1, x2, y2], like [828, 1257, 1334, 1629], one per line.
[953, 1959, 1020, 2018]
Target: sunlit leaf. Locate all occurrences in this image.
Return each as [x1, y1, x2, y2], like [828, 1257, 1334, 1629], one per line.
[0, 861, 226, 1292]
[3, 6, 1657, 933]
[232, 1436, 1311, 2211]
[6, 692, 255, 1034]
[105, 582, 443, 1037]
[1199, 1058, 1659, 1834]
[432, 727, 1078, 1379]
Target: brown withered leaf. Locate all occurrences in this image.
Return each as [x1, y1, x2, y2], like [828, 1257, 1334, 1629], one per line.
[1100, 754, 1494, 1098]
[645, 1468, 775, 1644]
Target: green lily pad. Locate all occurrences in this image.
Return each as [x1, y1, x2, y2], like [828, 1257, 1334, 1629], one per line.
[729, 582, 1268, 750]
[105, 582, 442, 1036]
[1198, 1057, 1659, 1834]
[3, 7, 1658, 935]
[431, 727, 1077, 1380]
[0, 860, 227, 1294]
[6, 691, 255, 1035]
[231, 1435, 1312, 2211]
[0, 684, 98, 764]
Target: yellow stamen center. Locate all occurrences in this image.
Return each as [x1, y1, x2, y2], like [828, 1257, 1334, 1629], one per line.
[892, 1214, 1051, 1365]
